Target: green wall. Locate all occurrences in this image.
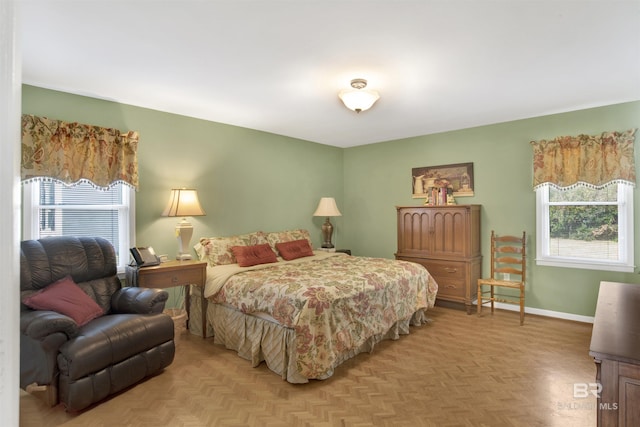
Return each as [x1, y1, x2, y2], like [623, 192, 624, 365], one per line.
[343, 101, 640, 317]
[21, 85, 640, 317]
[21, 85, 344, 258]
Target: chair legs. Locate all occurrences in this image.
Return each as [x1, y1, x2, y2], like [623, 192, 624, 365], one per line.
[477, 283, 492, 316]
[490, 285, 495, 313]
[477, 283, 485, 315]
[476, 283, 497, 316]
[477, 282, 525, 326]
[519, 285, 525, 326]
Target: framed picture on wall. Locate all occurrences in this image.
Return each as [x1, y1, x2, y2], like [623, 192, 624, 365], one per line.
[412, 162, 474, 198]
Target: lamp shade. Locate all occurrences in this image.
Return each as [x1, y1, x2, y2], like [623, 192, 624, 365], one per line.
[338, 89, 380, 113]
[161, 188, 206, 217]
[313, 197, 342, 217]
[338, 78, 380, 113]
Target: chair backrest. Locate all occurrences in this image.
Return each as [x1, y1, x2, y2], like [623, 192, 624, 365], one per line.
[490, 231, 526, 282]
[20, 236, 121, 312]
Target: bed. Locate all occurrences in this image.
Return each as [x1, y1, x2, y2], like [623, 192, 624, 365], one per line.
[189, 229, 438, 383]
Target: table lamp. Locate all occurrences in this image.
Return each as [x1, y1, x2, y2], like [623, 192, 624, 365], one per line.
[161, 188, 206, 260]
[313, 197, 342, 248]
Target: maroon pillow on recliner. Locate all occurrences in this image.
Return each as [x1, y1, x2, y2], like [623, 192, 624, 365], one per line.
[22, 275, 104, 326]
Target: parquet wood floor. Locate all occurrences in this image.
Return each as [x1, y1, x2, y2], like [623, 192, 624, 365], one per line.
[20, 306, 597, 426]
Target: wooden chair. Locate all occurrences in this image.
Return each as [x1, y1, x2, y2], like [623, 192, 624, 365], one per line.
[477, 231, 526, 325]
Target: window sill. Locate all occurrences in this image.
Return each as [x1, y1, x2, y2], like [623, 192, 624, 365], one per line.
[535, 258, 635, 273]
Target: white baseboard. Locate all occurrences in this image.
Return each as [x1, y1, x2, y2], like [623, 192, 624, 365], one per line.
[475, 300, 594, 324]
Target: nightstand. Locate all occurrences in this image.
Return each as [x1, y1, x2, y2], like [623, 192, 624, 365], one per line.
[126, 260, 207, 335]
[316, 248, 351, 255]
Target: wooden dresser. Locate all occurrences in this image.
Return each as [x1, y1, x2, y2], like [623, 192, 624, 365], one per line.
[395, 205, 481, 314]
[589, 281, 640, 427]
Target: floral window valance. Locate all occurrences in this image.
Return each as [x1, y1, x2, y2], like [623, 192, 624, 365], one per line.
[530, 129, 636, 190]
[21, 114, 139, 190]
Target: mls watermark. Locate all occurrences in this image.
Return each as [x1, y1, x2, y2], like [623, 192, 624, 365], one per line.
[574, 382, 602, 399]
[557, 383, 618, 411]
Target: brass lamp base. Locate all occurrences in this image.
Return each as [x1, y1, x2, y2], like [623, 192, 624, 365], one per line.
[321, 217, 335, 248]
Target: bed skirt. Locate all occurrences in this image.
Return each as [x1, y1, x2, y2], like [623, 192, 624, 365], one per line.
[188, 285, 429, 383]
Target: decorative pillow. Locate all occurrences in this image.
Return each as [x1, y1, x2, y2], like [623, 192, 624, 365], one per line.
[22, 275, 104, 326]
[195, 231, 267, 266]
[266, 229, 313, 255]
[230, 244, 278, 267]
[276, 239, 314, 261]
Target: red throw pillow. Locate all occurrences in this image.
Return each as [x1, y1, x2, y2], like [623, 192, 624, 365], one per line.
[22, 275, 104, 326]
[231, 244, 278, 267]
[276, 239, 314, 261]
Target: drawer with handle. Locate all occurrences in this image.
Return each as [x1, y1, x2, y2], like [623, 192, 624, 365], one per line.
[422, 260, 465, 280]
[431, 276, 466, 298]
[137, 266, 204, 288]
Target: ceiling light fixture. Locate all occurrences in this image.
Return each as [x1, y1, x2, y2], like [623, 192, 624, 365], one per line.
[338, 78, 380, 113]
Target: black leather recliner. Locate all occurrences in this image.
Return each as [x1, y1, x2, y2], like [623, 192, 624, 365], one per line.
[20, 236, 175, 411]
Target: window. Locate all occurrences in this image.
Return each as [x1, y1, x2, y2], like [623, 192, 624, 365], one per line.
[535, 183, 634, 272]
[23, 181, 135, 273]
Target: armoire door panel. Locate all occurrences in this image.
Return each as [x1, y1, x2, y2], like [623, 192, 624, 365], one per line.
[396, 205, 481, 314]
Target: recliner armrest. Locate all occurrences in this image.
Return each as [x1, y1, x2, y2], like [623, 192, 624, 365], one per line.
[111, 287, 168, 314]
[21, 310, 79, 340]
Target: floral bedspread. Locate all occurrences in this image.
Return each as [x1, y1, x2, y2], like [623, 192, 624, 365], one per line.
[210, 253, 438, 379]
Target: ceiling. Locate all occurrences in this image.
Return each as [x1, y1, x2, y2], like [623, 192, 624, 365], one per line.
[21, 0, 640, 148]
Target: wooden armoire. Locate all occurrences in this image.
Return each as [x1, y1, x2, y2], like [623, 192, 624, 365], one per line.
[395, 205, 481, 314]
